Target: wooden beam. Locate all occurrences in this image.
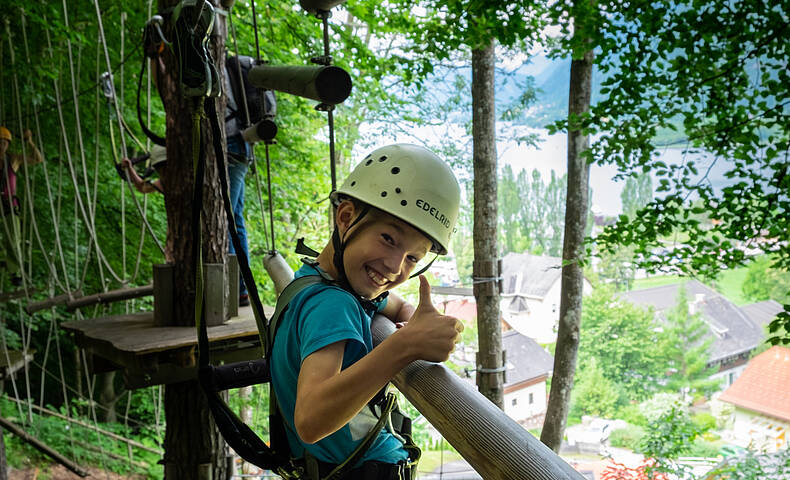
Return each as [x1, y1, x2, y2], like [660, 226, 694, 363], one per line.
[0, 415, 89, 477]
[66, 285, 154, 312]
[25, 289, 82, 314]
[372, 317, 585, 479]
[0, 288, 37, 303]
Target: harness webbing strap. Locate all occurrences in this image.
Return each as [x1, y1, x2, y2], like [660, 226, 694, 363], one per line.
[206, 97, 269, 351]
[194, 97, 289, 471]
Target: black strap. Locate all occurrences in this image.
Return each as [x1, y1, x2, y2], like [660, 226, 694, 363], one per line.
[193, 99, 293, 472]
[136, 53, 166, 147]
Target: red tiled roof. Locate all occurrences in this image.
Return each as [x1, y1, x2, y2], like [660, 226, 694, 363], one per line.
[719, 346, 790, 422]
[438, 299, 477, 322]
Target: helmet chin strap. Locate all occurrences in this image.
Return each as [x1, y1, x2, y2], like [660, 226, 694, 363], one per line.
[330, 204, 390, 311]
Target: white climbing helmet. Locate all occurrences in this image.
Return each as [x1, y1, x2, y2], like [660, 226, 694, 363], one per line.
[332, 144, 461, 255]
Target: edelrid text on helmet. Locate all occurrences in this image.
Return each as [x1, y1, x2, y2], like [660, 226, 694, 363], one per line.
[333, 144, 461, 255]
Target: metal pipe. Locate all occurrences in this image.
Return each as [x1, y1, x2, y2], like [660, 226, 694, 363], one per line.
[247, 65, 352, 105]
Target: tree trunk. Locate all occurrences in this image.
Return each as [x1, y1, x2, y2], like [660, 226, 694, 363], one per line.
[540, 48, 594, 452]
[471, 40, 503, 410]
[158, 1, 229, 478]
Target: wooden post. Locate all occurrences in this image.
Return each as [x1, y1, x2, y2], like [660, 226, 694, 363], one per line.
[204, 263, 225, 326]
[154, 264, 175, 327]
[227, 254, 238, 318]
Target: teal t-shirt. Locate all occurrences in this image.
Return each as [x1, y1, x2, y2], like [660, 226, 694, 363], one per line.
[270, 263, 408, 466]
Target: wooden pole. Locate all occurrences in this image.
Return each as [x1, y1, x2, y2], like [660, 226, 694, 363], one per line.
[371, 317, 584, 480]
[65, 285, 153, 311]
[0, 415, 89, 477]
[25, 289, 82, 314]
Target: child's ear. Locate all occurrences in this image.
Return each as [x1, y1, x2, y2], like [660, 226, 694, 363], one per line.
[335, 200, 356, 233]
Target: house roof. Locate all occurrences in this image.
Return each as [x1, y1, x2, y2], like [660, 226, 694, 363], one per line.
[620, 280, 764, 363]
[502, 330, 554, 387]
[741, 300, 784, 328]
[440, 298, 478, 322]
[718, 346, 790, 422]
[501, 253, 563, 299]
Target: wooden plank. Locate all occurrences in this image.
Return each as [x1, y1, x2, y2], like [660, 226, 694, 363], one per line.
[62, 306, 272, 356]
[204, 263, 225, 326]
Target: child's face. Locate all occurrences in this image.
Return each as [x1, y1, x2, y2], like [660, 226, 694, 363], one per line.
[340, 208, 433, 299]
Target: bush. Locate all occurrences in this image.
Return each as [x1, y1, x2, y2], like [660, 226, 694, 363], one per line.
[617, 403, 647, 427]
[684, 438, 721, 457]
[691, 412, 717, 433]
[609, 424, 646, 450]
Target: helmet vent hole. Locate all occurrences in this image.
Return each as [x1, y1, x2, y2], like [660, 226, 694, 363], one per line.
[379, 155, 388, 162]
[391, 167, 400, 174]
[381, 191, 387, 197]
[365, 159, 373, 166]
[350, 181, 356, 187]
[395, 187, 401, 194]
[400, 200, 407, 206]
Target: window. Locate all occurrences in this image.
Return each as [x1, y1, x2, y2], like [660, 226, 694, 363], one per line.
[529, 393, 534, 404]
[511, 398, 517, 406]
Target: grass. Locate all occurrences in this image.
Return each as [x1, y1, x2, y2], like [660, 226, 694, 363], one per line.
[632, 275, 685, 290]
[630, 267, 750, 306]
[417, 448, 464, 475]
[710, 267, 750, 306]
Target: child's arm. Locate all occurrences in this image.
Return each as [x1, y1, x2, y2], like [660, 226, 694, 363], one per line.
[294, 276, 463, 444]
[379, 291, 415, 326]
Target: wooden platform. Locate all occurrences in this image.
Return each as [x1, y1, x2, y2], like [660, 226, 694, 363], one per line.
[62, 305, 274, 389]
[0, 349, 35, 380]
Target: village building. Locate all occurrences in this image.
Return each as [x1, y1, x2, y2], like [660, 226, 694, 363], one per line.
[621, 280, 765, 389]
[718, 346, 790, 452]
[500, 253, 593, 344]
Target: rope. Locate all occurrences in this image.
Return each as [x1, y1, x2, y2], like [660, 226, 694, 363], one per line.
[92, 0, 166, 259]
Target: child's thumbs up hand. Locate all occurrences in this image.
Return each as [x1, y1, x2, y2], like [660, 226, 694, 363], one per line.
[400, 275, 464, 363]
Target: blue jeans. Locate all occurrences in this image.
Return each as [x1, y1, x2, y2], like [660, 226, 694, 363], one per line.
[227, 134, 251, 296]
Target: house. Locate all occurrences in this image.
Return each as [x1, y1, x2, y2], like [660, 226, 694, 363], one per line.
[718, 346, 790, 452]
[501, 330, 554, 428]
[500, 253, 593, 344]
[449, 329, 554, 428]
[621, 280, 765, 389]
[741, 299, 784, 330]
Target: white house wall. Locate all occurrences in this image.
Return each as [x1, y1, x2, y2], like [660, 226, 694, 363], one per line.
[728, 407, 789, 453]
[504, 380, 547, 424]
[502, 279, 592, 344]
